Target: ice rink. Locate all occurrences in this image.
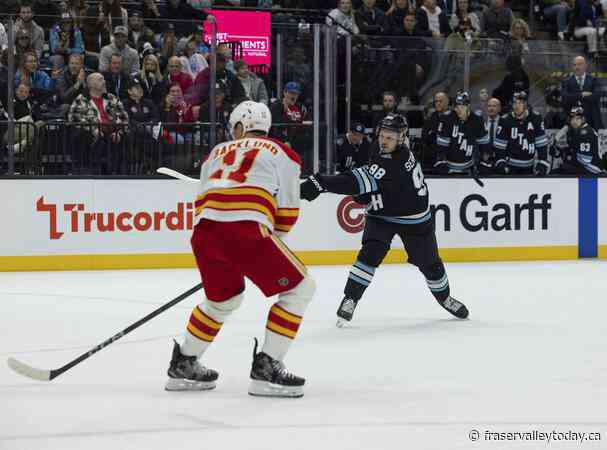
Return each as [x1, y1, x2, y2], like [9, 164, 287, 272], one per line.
[1, 261, 606, 450]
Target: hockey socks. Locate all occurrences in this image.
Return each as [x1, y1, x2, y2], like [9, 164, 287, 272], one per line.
[262, 303, 303, 361]
[423, 264, 469, 319]
[180, 304, 224, 357]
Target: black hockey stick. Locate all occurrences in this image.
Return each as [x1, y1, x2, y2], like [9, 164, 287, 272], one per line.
[472, 175, 485, 188]
[7, 283, 203, 381]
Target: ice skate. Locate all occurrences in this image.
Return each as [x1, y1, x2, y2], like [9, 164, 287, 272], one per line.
[336, 297, 358, 327]
[438, 296, 469, 319]
[165, 340, 218, 391]
[248, 338, 304, 398]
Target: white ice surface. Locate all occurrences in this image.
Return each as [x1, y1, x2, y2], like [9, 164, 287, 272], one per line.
[1, 261, 606, 450]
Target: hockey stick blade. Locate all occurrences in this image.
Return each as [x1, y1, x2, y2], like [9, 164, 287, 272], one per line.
[7, 357, 51, 381]
[6, 283, 203, 382]
[473, 176, 485, 188]
[156, 167, 198, 183]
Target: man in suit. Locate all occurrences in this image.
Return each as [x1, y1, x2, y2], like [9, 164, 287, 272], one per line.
[481, 97, 502, 174]
[561, 56, 604, 130]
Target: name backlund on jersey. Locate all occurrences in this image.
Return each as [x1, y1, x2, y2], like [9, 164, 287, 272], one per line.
[436, 112, 489, 171]
[494, 111, 548, 168]
[351, 146, 431, 224]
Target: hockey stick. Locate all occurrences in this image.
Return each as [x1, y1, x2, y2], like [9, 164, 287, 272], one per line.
[156, 167, 198, 183]
[472, 175, 485, 188]
[7, 283, 203, 381]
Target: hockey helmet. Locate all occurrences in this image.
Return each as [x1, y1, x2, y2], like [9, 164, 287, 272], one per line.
[569, 105, 585, 118]
[229, 100, 272, 137]
[512, 91, 528, 104]
[378, 113, 408, 133]
[454, 90, 471, 106]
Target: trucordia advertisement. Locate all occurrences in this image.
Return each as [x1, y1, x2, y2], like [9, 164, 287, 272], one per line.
[0, 178, 578, 269]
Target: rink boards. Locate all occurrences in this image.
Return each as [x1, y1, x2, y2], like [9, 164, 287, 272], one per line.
[0, 177, 602, 271]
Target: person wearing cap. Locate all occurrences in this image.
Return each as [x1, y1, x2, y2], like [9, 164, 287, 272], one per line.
[99, 25, 140, 75]
[270, 81, 309, 162]
[335, 122, 372, 172]
[127, 10, 156, 53]
[235, 60, 268, 105]
[49, 13, 85, 68]
[15, 2, 46, 60]
[123, 75, 159, 164]
[159, 23, 178, 69]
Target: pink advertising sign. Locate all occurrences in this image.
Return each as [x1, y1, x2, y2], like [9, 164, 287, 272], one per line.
[202, 10, 271, 67]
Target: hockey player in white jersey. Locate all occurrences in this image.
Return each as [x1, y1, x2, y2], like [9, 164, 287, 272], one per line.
[165, 101, 315, 398]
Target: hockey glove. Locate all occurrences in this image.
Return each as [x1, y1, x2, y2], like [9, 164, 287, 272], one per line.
[494, 160, 509, 175]
[534, 160, 550, 177]
[300, 174, 325, 201]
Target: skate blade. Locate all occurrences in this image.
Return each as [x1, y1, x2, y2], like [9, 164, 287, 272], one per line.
[165, 377, 216, 391]
[336, 317, 351, 328]
[248, 379, 304, 398]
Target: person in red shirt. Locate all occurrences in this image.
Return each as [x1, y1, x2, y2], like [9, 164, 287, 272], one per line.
[166, 56, 193, 97]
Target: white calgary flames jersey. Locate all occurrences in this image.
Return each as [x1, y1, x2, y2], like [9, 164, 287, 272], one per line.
[195, 136, 302, 233]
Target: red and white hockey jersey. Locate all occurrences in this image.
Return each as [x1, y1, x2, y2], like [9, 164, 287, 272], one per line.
[195, 137, 302, 233]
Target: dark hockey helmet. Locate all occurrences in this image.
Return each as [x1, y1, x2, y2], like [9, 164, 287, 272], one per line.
[544, 84, 562, 108]
[569, 105, 585, 118]
[454, 90, 471, 106]
[378, 113, 408, 135]
[512, 91, 528, 104]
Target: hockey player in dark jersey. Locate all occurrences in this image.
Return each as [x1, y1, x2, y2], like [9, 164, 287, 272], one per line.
[493, 91, 550, 175]
[335, 122, 372, 172]
[300, 114, 469, 326]
[435, 90, 490, 174]
[561, 106, 604, 175]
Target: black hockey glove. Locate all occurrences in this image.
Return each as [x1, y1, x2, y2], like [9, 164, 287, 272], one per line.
[495, 160, 509, 175]
[534, 161, 549, 177]
[300, 174, 325, 201]
[353, 193, 371, 205]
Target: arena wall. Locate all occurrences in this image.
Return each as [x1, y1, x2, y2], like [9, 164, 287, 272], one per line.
[0, 177, 597, 271]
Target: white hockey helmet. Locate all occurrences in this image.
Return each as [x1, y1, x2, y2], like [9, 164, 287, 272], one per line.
[229, 100, 272, 137]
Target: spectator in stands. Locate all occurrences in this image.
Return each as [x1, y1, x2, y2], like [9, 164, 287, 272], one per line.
[57, 53, 87, 106]
[178, 25, 210, 58]
[492, 53, 529, 111]
[83, 0, 128, 53]
[543, 84, 567, 128]
[166, 56, 194, 97]
[15, 52, 57, 93]
[335, 122, 372, 172]
[102, 53, 129, 100]
[3, 83, 42, 155]
[15, 2, 45, 60]
[445, 15, 481, 50]
[124, 75, 158, 124]
[180, 39, 209, 78]
[285, 47, 313, 92]
[371, 91, 399, 127]
[270, 81, 308, 145]
[217, 43, 236, 74]
[572, 0, 605, 59]
[480, 97, 501, 174]
[127, 10, 156, 53]
[99, 26, 140, 75]
[198, 83, 229, 139]
[327, 0, 361, 36]
[416, 0, 452, 37]
[561, 55, 603, 129]
[50, 13, 85, 69]
[68, 72, 130, 174]
[160, 84, 198, 144]
[482, 0, 513, 39]
[0, 24, 6, 52]
[161, 0, 209, 38]
[142, 0, 163, 34]
[159, 23, 179, 70]
[384, 0, 415, 35]
[67, 0, 88, 28]
[509, 18, 531, 53]
[192, 53, 246, 107]
[235, 60, 269, 105]
[449, 0, 481, 33]
[543, 0, 573, 40]
[140, 54, 168, 105]
[15, 29, 36, 64]
[32, 0, 61, 30]
[355, 0, 388, 36]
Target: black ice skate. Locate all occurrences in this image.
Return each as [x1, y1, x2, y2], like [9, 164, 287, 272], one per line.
[248, 338, 305, 398]
[336, 297, 359, 327]
[165, 340, 218, 391]
[438, 296, 469, 319]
